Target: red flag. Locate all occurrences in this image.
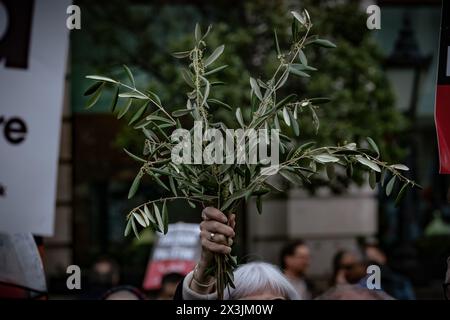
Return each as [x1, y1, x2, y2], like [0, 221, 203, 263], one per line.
[436, 0, 450, 173]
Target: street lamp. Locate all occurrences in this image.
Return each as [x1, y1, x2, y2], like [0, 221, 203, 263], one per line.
[385, 13, 432, 119]
[384, 12, 431, 274]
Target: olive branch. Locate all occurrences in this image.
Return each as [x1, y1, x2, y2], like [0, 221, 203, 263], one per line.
[84, 10, 418, 299]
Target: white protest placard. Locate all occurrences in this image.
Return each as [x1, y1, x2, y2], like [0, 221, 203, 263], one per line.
[0, 0, 71, 235]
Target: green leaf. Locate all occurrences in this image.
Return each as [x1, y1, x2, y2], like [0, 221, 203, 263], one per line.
[289, 66, 310, 77]
[131, 218, 140, 239]
[172, 109, 192, 117]
[279, 169, 303, 185]
[118, 99, 132, 119]
[326, 164, 336, 180]
[292, 19, 299, 42]
[347, 161, 354, 178]
[172, 51, 191, 59]
[201, 79, 210, 107]
[162, 200, 169, 234]
[291, 11, 306, 25]
[145, 115, 175, 125]
[181, 68, 195, 88]
[202, 24, 212, 40]
[188, 201, 196, 208]
[288, 109, 299, 136]
[386, 176, 396, 196]
[274, 29, 281, 56]
[366, 137, 380, 156]
[84, 81, 103, 96]
[110, 86, 119, 112]
[390, 164, 409, 171]
[292, 64, 317, 71]
[153, 203, 164, 233]
[204, 45, 225, 67]
[220, 189, 249, 211]
[86, 75, 117, 83]
[85, 83, 104, 109]
[195, 23, 201, 43]
[128, 173, 142, 199]
[124, 219, 132, 237]
[144, 205, 156, 224]
[123, 65, 135, 87]
[276, 94, 297, 108]
[235, 108, 245, 128]
[356, 156, 381, 172]
[308, 97, 331, 105]
[311, 39, 337, 48]
[299, 49, 307, 66]
[119, 91, 148, 99]
[395, 182, 409, 206]
[169, 176, 178, 196]
[133, 212, 147, 228]
[123, 148, 146, 163]
[146, 90, 162, 107]
[282, 107, 291, 126]
[250, 77, 263, 100]
[129, 101, 149, 125]
[140, 209, 150, 226]
[208, 99, 232, 111]
[148, 171, 170, 192]
[274, 114, 281, 130]
[380, 169, 387, 187]
[276, 70, 290, 89]
[204, 65, 228, 76]
[369, 170, 377, 189]
[314, 154, 340, 163]
[256, 196, 262, 214]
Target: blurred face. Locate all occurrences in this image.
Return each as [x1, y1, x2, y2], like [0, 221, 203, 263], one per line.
[158, 282, 179, 300]
[286, 245, 310, 275]
[339, 252, 366, 284]
[104, 290, 139, 300]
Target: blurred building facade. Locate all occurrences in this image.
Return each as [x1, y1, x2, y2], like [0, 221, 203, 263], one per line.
[41, 0, 450, 298]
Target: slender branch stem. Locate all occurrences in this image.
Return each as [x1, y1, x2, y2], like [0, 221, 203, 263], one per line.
[117, 81, 176, 123]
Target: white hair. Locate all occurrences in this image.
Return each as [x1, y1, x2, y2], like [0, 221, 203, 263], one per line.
[224, 262, 300, 300]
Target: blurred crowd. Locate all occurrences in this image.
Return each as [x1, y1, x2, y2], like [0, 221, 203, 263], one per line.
[81, 238, 447, 300]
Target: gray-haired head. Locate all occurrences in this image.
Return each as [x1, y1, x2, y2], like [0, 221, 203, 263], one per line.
[224, 262, 300, 300]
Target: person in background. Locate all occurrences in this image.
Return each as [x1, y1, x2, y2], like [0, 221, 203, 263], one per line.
[174, 207, 300, 300]
[316, 284, 394, 300]
[280, 239, 314, 299]
[157, 273, 184, 300]
[330, 249, 366, 287]
[101, 285, 146, 300]
[363, 242, 415, 300]
[86, 256, 121, 299]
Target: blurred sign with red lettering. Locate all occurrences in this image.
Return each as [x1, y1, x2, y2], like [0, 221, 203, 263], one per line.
[143, 223, 200, 290]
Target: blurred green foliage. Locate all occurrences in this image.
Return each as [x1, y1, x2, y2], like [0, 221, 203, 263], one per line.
[73, 0, 407, 192]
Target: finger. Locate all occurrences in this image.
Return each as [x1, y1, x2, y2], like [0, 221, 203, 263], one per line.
[201, 220, 235, 238]
[200, 230, 228, 245]
[201, 238, 231, 255]
[203, 207, 228, 224]
[229, 214, 236, 230]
